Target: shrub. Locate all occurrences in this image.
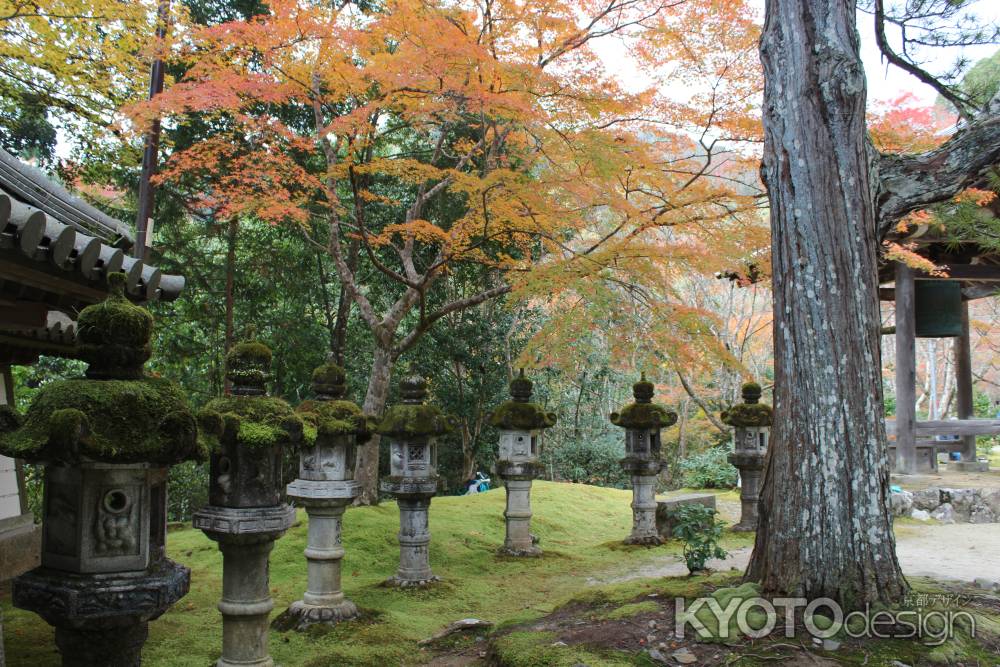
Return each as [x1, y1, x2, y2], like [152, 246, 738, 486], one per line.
[680, 446, 738, 489]
[546, 433, 629, 488]
[669, 503, 728, 573]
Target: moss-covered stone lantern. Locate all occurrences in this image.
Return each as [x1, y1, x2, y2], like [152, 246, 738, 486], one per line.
[489, 370, 556, 556]
[192, 340, 302, 667]
[610, 374, 677, 545]
[375, 375, 455, 587]
[721, 381, 772, 532]
[279, 361, 370, 629]
[0, 273, 203, 666]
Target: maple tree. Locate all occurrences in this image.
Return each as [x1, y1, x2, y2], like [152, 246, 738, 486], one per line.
[133, 0, 764, 501]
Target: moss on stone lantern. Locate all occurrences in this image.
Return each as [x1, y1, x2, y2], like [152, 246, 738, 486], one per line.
[0, 272, 199, 666]
[197, 340, 304, 508]
[720, 382, 773, 428]
[611, 374, 677, 545]
[489, 369, 557, 556]
[722, 381, 771, 532]
[376, 375, 455, 586]
[279, 361, 371, 629]
[192, 339, 299, 667]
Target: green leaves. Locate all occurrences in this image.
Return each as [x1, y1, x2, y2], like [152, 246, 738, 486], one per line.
[668, 503, 728, 574]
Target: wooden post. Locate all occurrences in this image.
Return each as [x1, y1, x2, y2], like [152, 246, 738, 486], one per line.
[955, 300, 977, 462]
[134, 0, 170, 260]
[895, 263, 918, 474]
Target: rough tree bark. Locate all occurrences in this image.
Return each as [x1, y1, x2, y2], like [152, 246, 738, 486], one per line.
[747, 0, 907, 606]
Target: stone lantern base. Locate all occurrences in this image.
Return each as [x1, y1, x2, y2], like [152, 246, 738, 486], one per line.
[728, 452, 764, 532]
[194, 504, 295, 667]
[380, 478, 440, 587]
[621, 459, 663, 546]
[496, 461, 543, 557]
[276, 480, 360, 630]
[13, 559, 189, 667]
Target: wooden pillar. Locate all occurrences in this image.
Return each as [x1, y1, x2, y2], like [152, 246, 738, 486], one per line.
[895, 263, 918, 474]
[955, 300, 977, 462]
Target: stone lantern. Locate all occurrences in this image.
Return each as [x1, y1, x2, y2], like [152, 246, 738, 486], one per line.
[721, 381, 772, 532]
[279, 361, 370, 629]
[488, 369, 556, 556]
[610, 374, 677, 545]
[375, 376, 455, 587]
[193, 341, 302, 667]
[0, 272, 203, 666]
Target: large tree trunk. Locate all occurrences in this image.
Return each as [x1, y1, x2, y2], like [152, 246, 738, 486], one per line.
[354, 344, 393, 505]
[747, 0, 907, 607]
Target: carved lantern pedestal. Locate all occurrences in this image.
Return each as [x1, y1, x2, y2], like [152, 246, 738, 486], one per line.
[722, 382, 771, 532]
[277, 362, 369, 630]
[0, 273, 203, 667]
[611, 375, 677, 546]
[375, 376, 455, 587]
[489, 370, 556, 556]
[193, 341, 302, 667]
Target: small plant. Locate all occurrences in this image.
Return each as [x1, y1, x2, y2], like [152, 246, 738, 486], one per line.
[669, 503, 728, 574]
[679, 446, 738, 489]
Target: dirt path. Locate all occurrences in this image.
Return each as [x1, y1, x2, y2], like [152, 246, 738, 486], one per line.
[587, 524, 1000, 585]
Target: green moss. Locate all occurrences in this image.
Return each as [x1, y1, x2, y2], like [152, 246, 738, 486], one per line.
[298, 399, 369, 441]
[491, 630, 639, 666]
[601, 600, 659, 620]
[200, 394, 302, 451]
[0, 404, 22, 432]
[720, 402, 772, 427]
[225, 341, 273, 388]
[610, 402, 677, 430]
[375, 403, 455, 439]
[310, 363, 347, 397]
[76, 272, 153, 379]
[489, 400, 557, 431]
[0, 377, 203, 464]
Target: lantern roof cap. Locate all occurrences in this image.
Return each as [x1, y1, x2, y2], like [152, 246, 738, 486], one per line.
[0, 375, 204, 465]
[375, 375, 455, 438]
[225, 339, 272, 396]
[311, 360, 347, 399]
[610, 374, 677, 430]
[76, 272, 153, 380]
[722, 381, 773, 427]
[489, 369, 557, 431]
[297, 361, 370, 443]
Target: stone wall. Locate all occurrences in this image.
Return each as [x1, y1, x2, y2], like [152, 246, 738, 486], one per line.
[890, 487, 1000, 523]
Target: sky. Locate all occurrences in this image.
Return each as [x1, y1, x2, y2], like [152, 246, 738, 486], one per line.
[594, 2, 1000, 108]
[857, 4, 1000, 105]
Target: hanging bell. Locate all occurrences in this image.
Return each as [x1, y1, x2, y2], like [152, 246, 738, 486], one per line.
[914, 280, 963, 338]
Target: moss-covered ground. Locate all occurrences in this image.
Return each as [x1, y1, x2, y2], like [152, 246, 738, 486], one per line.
[1, 483, 743, 666]
[3, 483, 998, 666]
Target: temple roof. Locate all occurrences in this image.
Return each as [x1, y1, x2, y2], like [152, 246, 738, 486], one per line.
[0, 147, 185, 364]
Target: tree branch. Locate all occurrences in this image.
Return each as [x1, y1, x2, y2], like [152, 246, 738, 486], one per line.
[393, 284, 511, 358]
[876, 93, 1000, 237]
[675, 370, 727, 433]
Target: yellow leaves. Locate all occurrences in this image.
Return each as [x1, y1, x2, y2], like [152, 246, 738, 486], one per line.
[883, 242, 946, 277]
[1, 0, 185, 140]
[369, 220, 451, 248]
